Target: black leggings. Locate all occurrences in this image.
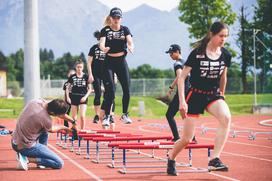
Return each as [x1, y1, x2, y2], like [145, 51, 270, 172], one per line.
[101, 55, 130, 115]
[165, 91, 180, 140]
[92, 65, 116, 113]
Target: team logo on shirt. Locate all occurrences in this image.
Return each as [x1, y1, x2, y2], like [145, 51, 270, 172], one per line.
[107, 31, 113, 40]
[95, 47, 106, 61]
[196, 55, 205, 58]
[201, 70, 208, 77]
[200, 61, 209, 66]
[72, 77, 86, 87]
[107, 30, 125, 40]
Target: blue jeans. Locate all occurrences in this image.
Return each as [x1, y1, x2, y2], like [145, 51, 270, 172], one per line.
[12, 132, 64, 169]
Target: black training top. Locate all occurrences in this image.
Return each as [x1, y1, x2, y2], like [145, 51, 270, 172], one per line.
[174, 59, 190, 92]
[68, 73, 89, 96]
[88, 44, 106, 62]
[100, 25, 132, 53]
[185, 47, 231, 91]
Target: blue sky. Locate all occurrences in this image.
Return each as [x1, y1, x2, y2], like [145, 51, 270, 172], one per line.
[97, 0, 180, 12]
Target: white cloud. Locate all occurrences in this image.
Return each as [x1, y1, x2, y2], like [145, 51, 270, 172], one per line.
[97, 0, 179, 12]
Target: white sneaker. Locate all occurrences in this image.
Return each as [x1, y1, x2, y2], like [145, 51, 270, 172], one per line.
[102, 115, 110, 127]
[121, 113, 132, 124]
[37, 164, 46, 169]
[16, 153, 28, 171]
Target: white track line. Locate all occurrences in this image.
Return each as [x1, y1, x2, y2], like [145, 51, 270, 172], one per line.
[48, 144, 102, 181]
[259, 119, 272, 127]
[201, 137, 272, 149]
[222, 151, 272, 162]
[202, 122, 271, 132]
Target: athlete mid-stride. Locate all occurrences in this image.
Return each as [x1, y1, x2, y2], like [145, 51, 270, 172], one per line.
[99, 7, 134, 127]
[167, 22, 232, 175]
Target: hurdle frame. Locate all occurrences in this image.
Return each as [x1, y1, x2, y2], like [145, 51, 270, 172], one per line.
[116, 144, 213, 174]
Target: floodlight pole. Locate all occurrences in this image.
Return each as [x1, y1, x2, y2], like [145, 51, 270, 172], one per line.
[24, 0, 40, 104]
[253, 29, 260, 106]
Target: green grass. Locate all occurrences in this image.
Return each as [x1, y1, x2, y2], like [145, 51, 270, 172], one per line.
[225, 94, 272, 114]
[0, 94, 271, 119]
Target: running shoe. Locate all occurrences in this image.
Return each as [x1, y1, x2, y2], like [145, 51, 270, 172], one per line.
[92, 115, 99, 124]
[102, 115, 110, 127]
[120, 113, 132, 124]
[208, 157, 229, 171]
[191, 136, 197, 144]
[16, 152, 28, 171]
[167, 159, 178, 176]
[109, 115, 115, 124]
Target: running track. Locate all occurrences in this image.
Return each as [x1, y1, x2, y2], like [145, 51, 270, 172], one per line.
[0, 114, 272, 181]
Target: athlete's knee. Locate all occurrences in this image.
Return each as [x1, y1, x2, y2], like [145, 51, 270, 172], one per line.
[219, 114, 231, 128]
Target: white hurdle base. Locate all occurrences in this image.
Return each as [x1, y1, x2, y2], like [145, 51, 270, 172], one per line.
[249, 131, 272, 140]
[118, 168, 210, 174]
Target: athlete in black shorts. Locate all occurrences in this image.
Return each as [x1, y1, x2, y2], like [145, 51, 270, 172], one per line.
[99, 7, 134, 127]
[66, 60, 92, 130]
[165, 44, 197, 143]
[167, 22, 232, 175]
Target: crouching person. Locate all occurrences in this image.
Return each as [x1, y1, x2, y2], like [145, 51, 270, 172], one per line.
[11, 98, 77, 170]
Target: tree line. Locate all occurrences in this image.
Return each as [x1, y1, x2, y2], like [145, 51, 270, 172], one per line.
[178, 0, 272, 93]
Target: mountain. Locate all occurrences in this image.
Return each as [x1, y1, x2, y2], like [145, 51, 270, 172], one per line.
[123, 4, 190, 68]
[0, 0, 109, 58]
[0, 0, 257, 68]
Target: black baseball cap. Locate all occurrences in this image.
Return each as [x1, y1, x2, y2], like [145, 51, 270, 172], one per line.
[165, 44, 181, 54]
[110, 7, 122, 18]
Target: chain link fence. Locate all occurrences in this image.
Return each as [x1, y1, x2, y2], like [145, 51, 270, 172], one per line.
[38, 77, 272, 98]
[6, 77, 272, 98]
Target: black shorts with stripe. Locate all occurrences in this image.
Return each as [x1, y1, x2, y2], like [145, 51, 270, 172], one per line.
[185, 88, 225, 116]
[70, 94, 88, 106]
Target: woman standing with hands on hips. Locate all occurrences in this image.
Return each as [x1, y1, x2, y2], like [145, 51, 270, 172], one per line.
[167, 22, 232, 175]
[99, 7, 134, 127]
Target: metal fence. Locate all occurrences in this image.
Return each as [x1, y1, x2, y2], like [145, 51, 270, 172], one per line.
[40, 78, 174, 97]
[39, 77, 272, 98]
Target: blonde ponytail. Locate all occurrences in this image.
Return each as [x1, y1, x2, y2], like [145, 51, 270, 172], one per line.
[103, 15, 111, 27]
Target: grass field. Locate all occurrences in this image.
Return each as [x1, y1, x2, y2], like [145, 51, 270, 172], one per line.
[0, 94, 271, 119]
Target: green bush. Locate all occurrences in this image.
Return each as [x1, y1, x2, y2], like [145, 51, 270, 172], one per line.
[7, 81, 21, 97]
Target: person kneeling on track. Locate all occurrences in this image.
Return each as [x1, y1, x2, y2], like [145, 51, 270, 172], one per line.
[11, 99, 77, 170]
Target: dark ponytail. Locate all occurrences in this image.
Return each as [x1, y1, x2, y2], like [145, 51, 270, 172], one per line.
[93, 30, 100, 40]
[193, 21, 228, 54]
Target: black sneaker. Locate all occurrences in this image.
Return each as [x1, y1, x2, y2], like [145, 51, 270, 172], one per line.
[93, 115, 99, 124]
[167, 159, 178, 176]
[109, 115, 115, 124]
[208, 157, 228, 171]
[191, 136, 197, 144]
[171, 137, 180, 142]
